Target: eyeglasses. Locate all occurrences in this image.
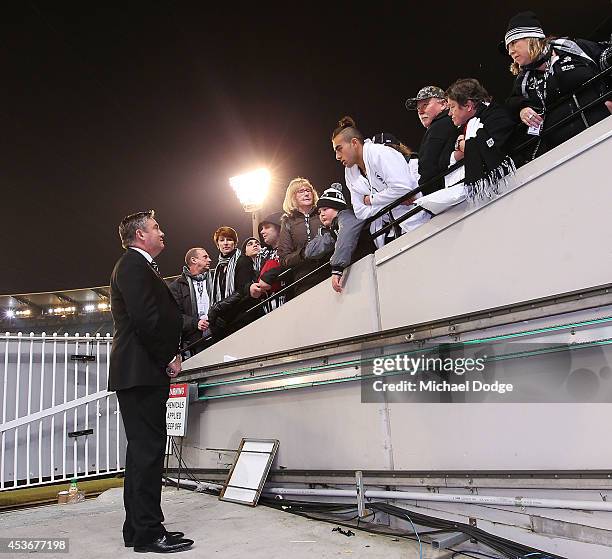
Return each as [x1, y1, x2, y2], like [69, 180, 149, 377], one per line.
[296, 188, 312, 195]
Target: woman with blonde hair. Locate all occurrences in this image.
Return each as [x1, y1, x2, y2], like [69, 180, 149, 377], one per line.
[502, 11, 612, 158]
[277, 177, 327, 296]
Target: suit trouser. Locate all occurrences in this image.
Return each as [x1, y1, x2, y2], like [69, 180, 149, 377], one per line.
[117, 385, 169, 545]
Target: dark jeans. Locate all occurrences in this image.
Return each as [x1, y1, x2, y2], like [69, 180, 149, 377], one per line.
[117, 385, 169, 546]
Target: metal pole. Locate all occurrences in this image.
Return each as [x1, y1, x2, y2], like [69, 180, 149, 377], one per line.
[355, 471, 369, 518]
[26, 333, 34, 486]
[73, 335, 79, 479]
[164, 437, 171, 488]
[38, 333, 46, 484]
[1, 333, 10, 489]
[14, 333, 22, 488]
[251, 209, 261, 239]
[264, 487, 612, 512]
[95, 335, 100, 475]
[177, 437, 184, 491]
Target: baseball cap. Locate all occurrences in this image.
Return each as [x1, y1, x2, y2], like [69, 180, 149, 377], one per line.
[405, 86, 446, 111]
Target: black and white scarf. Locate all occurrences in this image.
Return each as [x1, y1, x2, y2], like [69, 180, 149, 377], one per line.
[212, 249, 241, 304]
[182, 266, 211, 318]
[252, 254, 264, 277]
[463, 102, 516, 203]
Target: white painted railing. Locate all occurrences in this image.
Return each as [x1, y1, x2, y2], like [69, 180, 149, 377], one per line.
[0, 332, 124, 491]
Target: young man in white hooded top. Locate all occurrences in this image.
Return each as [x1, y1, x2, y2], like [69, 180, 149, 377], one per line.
[331, 116, 430, 248]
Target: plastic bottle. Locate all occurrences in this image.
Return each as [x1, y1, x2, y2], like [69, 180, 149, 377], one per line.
[65, 478, 84, 503]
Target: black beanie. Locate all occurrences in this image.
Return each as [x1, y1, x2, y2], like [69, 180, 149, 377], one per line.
[241, 237, 260, 253]
[499, 11, 545, 53]
[316, 185, 347, 211]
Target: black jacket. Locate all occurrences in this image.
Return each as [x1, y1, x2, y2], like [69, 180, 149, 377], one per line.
[506, 38, 612, 156]
[418, 110, 458, 195]
[462, 101, 516, 199]
[234, 254, 259, 295]
[168, 273, 210, 350]
[207, 290, 262, 339]
[108, 249, 181, 391]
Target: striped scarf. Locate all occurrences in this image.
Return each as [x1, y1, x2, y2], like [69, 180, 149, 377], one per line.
[212, 249, 241, 304]
[252, 254, 263, 276]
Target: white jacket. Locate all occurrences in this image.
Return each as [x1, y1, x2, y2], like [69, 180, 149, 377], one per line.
[344, 140, 429, 246]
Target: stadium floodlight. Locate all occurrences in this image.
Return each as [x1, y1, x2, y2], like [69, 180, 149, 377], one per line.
[6, 310, 15, 319]
[84, 304, 95, 312]
[229, 168, 271, 237]
[229, 168, 271, 212]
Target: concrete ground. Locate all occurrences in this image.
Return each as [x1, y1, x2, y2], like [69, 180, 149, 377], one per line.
[0, 487, 450, 558]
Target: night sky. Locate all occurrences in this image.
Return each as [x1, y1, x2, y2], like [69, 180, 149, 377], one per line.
[2, 1, 609, 294]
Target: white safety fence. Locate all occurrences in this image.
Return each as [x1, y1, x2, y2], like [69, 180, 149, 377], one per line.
[0, 332, 125, 491]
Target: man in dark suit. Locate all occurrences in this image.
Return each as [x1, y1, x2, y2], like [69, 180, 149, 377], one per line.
[109, 210, 194, 553]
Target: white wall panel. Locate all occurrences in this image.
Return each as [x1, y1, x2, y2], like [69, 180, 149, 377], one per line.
[377, 118, 612, 330]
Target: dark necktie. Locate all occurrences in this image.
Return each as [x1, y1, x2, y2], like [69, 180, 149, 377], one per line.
[150, 260, 160, 274]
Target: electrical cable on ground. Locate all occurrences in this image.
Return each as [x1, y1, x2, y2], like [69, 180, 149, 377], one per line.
[450, 551, 505, 559]
[159, 449, 564, 559]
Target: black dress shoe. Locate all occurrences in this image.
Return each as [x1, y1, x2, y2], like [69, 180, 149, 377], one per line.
[133, 534, 193, 553]
[124, 532, 185, 548]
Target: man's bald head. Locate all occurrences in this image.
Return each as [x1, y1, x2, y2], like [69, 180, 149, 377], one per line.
[185, 247, 211, 275]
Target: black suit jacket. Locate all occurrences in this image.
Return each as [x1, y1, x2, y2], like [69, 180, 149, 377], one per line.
[418, 110, 459, 196]
[108, 249, 182, 391]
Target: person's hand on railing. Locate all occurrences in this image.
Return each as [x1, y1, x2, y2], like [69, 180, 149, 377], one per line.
[249, 283, 265, 299]
[399, 194, 418, 206]
[249, 281, 272, 299]
[331, 273, 344, 293]
[257, 279, 272, 292]
[452, 134, 466, 162]
[606, 100, 612, 114]
[197, 318, 209, 331]
[520, 107, 544, 128]
[363, 194, 372, 206]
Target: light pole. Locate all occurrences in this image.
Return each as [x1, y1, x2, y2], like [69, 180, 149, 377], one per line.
[229, 168, 271, 238]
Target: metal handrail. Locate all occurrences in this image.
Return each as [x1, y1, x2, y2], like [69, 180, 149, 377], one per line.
[512, 87, 611, 154]
[243, 261, 330, 316]
[364, 158, 465, 227]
